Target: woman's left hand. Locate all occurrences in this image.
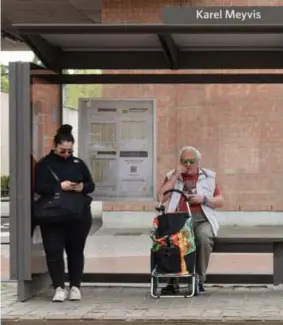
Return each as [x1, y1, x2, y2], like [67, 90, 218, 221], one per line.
[72, 182, 84, 192]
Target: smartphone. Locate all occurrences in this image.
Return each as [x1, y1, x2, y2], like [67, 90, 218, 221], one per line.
[71, 181, 82, 185]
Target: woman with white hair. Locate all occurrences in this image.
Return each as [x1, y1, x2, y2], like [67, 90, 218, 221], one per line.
[157, 146, 224, 294]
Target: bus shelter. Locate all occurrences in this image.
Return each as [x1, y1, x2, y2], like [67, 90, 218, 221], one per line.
[9, 23, 283, 301]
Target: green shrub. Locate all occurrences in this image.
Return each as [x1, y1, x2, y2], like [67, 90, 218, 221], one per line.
[1, 175, 10, 197]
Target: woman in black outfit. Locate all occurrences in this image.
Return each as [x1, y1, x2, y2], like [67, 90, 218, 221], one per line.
[34, 124, 95, 302]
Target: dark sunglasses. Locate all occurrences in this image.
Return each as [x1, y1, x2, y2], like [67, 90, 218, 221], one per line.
[59, 149, 73, 154]
[180, 158, 197, 165]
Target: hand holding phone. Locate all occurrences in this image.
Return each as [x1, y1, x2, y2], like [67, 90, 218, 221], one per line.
[72, 182, 84, 192]
[61, 181, 74, 191]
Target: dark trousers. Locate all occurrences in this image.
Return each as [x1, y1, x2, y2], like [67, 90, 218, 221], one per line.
[40, 207, 92, 289]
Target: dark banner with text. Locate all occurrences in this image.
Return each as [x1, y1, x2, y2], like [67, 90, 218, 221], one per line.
[163, 6, 283, 25]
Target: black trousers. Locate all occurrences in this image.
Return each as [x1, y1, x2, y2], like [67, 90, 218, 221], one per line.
[40, 207, 92, 289]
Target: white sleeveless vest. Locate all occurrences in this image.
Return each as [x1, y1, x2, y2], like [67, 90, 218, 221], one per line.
[166, 168, 219, 237]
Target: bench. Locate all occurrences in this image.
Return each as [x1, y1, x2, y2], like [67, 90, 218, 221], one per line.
[80, 226, 283, 285]
[210, 226, 283, 285]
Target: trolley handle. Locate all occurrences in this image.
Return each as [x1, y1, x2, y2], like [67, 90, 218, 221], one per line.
[163, 189, 189, 202]
[155, 189, 190, 214]
[163, 188, 192, 218]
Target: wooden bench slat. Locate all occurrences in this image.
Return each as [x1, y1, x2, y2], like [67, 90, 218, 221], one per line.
[216, 237, 283, 243]
[214, 242, 273, 253]
[217, 226, 283, 243]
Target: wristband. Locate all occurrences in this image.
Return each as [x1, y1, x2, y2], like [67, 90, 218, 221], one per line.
[203, 196, 209, 206]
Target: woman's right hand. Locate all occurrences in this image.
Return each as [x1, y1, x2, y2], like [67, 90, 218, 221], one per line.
[61, 180, 74, 191]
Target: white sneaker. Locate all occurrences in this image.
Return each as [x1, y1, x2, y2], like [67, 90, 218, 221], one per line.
[52, 287, 67, 302]
[69, 286, 81, 301]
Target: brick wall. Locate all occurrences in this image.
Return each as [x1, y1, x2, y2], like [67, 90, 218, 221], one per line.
[31, 75, 61, 162]
[101, 0, 283, 212]
[102, 0, 283, 22]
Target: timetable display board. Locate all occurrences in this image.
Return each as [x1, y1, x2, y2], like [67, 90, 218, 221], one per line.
[79, 100, 154, 199]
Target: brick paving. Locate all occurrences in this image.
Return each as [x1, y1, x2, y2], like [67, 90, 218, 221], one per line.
[1, 282, 283, 323]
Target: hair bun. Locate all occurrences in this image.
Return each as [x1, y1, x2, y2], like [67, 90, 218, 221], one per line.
[57, 124, 72, 135]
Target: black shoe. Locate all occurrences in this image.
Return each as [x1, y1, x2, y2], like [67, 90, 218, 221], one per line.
[198, 282, 205, 294]
[161, 284, 180, 295]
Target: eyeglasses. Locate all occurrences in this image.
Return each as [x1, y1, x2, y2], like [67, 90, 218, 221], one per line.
[180, 158, 197, 165]
[59, 149, 73, 155]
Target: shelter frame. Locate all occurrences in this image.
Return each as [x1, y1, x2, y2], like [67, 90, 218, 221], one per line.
[9, 22, 283, 301]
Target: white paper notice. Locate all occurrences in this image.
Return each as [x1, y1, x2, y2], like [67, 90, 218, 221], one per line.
[118, 157, 150, 196]
[120, 120, 148, 151]
[91, 158, 117, 196]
